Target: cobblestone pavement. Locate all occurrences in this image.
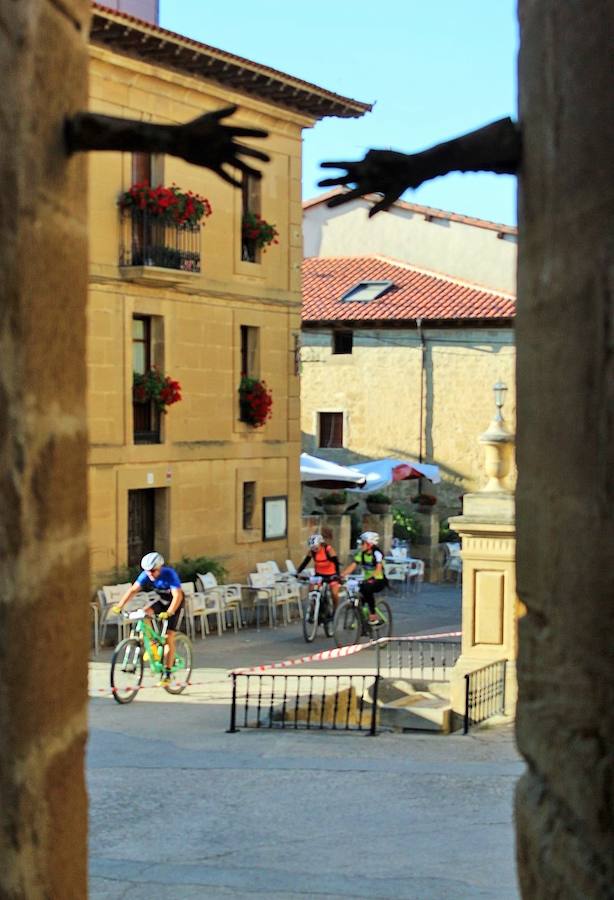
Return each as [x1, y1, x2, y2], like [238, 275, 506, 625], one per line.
[88, 583, 523, 898]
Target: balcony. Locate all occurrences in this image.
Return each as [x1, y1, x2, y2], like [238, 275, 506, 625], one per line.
[120, 209, 201, 284]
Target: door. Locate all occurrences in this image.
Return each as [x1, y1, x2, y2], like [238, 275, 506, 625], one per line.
[128, 489, 155, 568]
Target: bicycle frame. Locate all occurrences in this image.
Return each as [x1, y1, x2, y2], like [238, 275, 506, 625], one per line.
[129, 612, 168, 673]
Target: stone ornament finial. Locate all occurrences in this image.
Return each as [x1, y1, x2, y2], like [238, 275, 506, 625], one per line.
[479, 381, 514, 493]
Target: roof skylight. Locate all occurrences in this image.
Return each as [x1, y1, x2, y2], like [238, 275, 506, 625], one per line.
[340, 280, 394, 303]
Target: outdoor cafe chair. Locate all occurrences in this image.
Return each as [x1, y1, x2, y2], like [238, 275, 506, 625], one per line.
[196, 572, 241, 634]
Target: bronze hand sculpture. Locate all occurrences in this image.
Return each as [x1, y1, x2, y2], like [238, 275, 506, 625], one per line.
[66, 105, 269, 186]
[319, 117, 521, 215]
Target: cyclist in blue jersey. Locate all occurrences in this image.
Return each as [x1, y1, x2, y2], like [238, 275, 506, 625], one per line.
[112, 552, 184, 685]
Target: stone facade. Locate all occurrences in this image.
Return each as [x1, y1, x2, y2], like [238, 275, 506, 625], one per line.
[0, 1, 90, 895]
[300, 326, 516, 521]
[515, 1, 614, 896]
[86, 26, 331, 585]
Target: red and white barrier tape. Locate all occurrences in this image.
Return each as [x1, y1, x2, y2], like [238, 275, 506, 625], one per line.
[230, 631, 461, 676]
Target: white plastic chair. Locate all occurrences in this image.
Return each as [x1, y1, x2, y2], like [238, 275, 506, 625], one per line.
[406, 559, 425, 592]
[196, 572, 240, 634]
[180, 582, 209, 640]
[99, 584, 132, 645]
[247, 572, 289, 628]
[442, 543, 462, 584]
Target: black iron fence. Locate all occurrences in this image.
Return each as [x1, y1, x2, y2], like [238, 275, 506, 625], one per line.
[120, 209, 201, 272]
[228, 671, 379, 734]
[463, 659, 507, 734]
[376, 639, 461, 681]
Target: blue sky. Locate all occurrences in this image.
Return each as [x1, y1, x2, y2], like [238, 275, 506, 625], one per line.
[159, 1, 518, 225]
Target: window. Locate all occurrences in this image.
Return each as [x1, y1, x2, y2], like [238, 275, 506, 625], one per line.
[332, 330, 353, 355]
[340, 280, 394, 303]
[240, 325, 260, 378]
[132, 315, 160, 444]
[242, 481, 256, 531]
[319, 412, 344, 448]
[241, 174, 261, 263]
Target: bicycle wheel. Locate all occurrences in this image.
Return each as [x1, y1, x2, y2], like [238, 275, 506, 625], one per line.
[164, 634, 193, 695]
[302, 592, 319, 643]
[110, 637, 144, 704]
[333, 601, 362, 648]
[324, 609, 335, 639]
[374, 598, 393, 638]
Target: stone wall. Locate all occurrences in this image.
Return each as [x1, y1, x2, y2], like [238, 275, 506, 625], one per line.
[515, 1, 614, 896]
[0, 1, 90, 895]
[301, 326, 516, 520]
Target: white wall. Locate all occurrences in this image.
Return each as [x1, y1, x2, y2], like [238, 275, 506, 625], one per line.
[303, 198, 517, 294]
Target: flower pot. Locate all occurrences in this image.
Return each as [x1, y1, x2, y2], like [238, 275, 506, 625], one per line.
[366, 502, 391, 514]
[322, 504, 346, 515]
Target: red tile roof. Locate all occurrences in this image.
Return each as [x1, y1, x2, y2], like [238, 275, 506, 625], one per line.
[302, 256, 515, 323]
[303, 189, 517, 236]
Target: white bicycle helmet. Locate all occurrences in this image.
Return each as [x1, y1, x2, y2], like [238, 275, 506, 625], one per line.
[359, 531, 379, 546]
[308, 534, 324, 549]
[141, 551, 164, 571]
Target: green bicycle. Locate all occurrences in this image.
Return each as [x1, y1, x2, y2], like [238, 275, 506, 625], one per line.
[110, 609, 193, 704]
[332, 578, 393, 648]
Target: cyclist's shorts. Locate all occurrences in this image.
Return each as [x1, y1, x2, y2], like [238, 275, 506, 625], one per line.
[146, 598, 184, 632]
[320, 573, 341, 585]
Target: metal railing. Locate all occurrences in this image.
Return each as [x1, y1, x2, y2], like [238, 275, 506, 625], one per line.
[376, 639, 461, 681]
[227, 636, 462, 736]
[120, 209, 201, 272]
[228, 672, 379, 734]
[463, 659, 507, 734]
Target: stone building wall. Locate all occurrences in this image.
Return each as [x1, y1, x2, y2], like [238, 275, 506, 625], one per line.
[515, 1, 614, 896]
[301, 326, 516, 521]
[87, 43, 308, 584]
[0, 1, 90, 895]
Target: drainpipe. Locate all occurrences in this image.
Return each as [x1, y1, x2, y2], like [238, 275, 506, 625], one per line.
[416, 318, 426, 494]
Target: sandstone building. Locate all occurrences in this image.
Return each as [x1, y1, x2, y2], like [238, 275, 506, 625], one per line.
[86, 4, 369, 584]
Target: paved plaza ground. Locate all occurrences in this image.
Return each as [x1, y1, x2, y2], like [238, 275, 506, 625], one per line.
[88, 583, 524, 898]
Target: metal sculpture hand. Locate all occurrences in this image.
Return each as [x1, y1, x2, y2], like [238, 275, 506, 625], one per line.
[66, 105, 269, 186]
[319, 117, 521, 216]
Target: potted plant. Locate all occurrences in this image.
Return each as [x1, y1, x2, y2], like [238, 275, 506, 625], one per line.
[411, 492, 438, 512]
[365, 491, 392, 514]
[133, 368, 182, 413]
[238, 376, 273, 427]
[317, 490, 348, 515]
[241, 211, 279, 255]
[118, 182, 212, 227]
[392, 507, 421, 542]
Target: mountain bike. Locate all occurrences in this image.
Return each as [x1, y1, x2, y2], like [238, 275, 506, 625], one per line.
[332, 578, 393, 648]
[301, 575, 336, 643]
[110, 609, 193, 704]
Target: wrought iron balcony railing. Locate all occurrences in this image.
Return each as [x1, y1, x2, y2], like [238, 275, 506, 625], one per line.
[120, 209, 201, 273]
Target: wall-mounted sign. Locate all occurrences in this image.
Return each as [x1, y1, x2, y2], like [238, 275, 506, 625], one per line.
[262, 495, 287, 541]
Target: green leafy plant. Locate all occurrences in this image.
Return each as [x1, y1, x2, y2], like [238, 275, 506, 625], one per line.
[366, 491, 392, 504]
[392, 507, 421, 542]
[318, 490, 348, 506]
[239, 376, 273, 427]
[171, 555, 228, 584]
[439, 519, 460, 543]
[133, 368, 182, 413]
[241, 211, 279, 251]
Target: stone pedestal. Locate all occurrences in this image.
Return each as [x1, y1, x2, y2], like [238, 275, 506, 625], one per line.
[449, 491, 518, 721]
[410, 507, 441, 582]
[361, 512, 392, 555]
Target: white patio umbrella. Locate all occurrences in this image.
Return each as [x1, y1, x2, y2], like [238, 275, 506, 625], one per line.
[300, 453, 367, 490]
[345, 457, 440, 493]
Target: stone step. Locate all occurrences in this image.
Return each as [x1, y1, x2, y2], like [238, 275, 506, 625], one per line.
[374, 678, 452, 733]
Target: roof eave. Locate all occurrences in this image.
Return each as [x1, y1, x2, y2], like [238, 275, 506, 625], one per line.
[90, 6, 371, 121]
